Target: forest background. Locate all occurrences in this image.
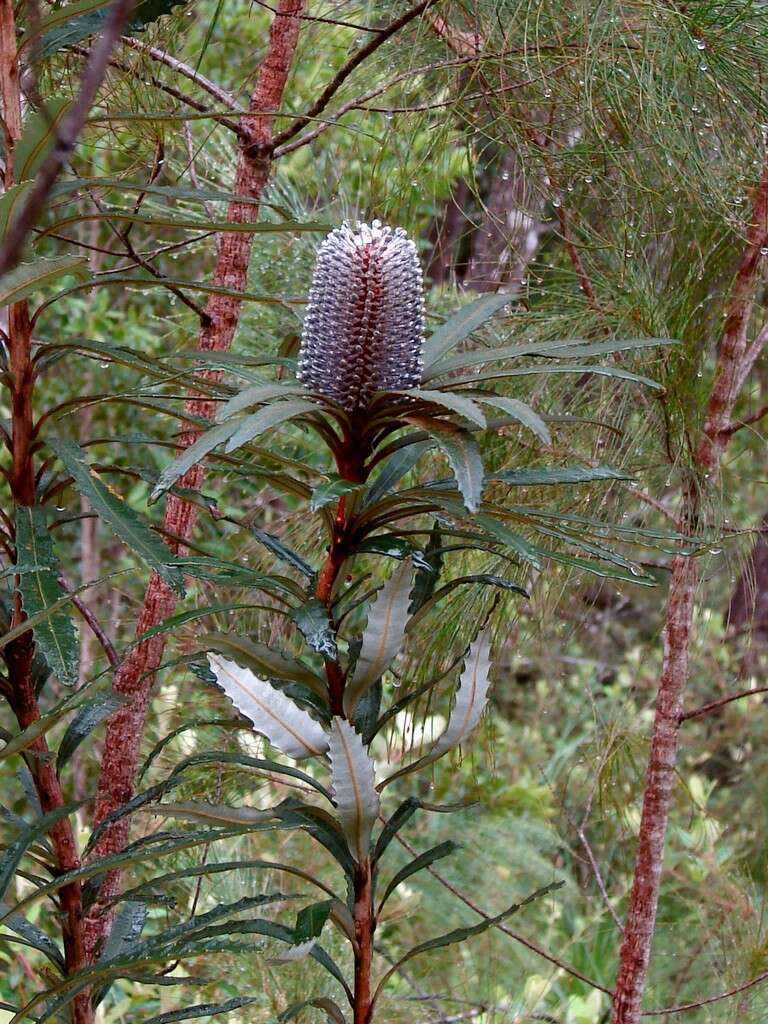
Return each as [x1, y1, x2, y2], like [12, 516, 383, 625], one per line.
[2, 2, 768, 1023]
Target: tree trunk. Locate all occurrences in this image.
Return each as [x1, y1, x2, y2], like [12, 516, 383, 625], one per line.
[83, 0, 306, 961]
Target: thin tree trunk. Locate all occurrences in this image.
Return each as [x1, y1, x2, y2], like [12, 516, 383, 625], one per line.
[611, 156, 768, 1023]
[83, 0, 305, 961]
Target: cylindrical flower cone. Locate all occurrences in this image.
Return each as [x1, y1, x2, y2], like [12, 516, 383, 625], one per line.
[298, 220, 425, 411]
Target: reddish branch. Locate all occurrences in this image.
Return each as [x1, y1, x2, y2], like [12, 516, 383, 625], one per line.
[0, 2, 96, 1020]
[83, 0, 306, 962]
[0, 0, 139, 276]
[611, 156, 768, 1023]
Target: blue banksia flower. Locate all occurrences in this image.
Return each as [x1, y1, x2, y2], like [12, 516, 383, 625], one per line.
[297, 220, 425, 411]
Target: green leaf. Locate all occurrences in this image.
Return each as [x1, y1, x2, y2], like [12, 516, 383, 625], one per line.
[216, 383, 304, 421]
[0, 901, 64, 970]
[310, 476, 365, 512]
[250, 530, 315, 579]
[14, 99, 71, 181]
[407, 574, 528, 630]
[344, 561, 413, 716]
[400, 388, 487, 427]
[295, 900, 334, 943]
[442, 364, 663, 390]
[422, 293, 513, 371]
[356, 536, 415, 561]
[200, 632, 327, 699]
[42, 210, 329, 239]
[37, 1, 192, 60]
[491, 465, 633, 486]
[426, 336, 676, 376]
[363, 441, 432, 507]
[377, 841, 459, 910]
[473, 513, 543, 570]
[477, 395, 551, 444]
[57, 694, 124, 772]
[141, 999, 259, 1024]
[279, 998, 347, 1024]
[225, 399, 320, 454]
[416, 417, 484, 513]
[134, 603, 267, 644]
[149, 420, 240, 503]
[14, 506, 79, 685]
[377, 881, 564, 989]
[136, 801, 283, 828]
[291, 599, 338, 660]
[0, 181, 33, 240]
[373, 798, 422, 863]
[328, 718, 380, 862]
[49, 440, 185, 595]
[0, 801, 81, 901]
[0, 257, 88, 307]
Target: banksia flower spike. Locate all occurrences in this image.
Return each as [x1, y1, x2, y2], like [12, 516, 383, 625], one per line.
[297, 220, 425, 411]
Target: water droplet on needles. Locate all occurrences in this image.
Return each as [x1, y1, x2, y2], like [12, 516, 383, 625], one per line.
[695, 38, 706, 50]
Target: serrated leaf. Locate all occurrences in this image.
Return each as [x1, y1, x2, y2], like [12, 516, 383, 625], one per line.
[328, 719, 380, 862]
[57, 694, 124, 772]
[225, 398, 319, 454]
[310, 476, 364, 512]
[149, 420, 240, 503]
[422, 292, 512, 371]
[382, 631, 492, 788]
[344, 561, 413, 715]
[207, 653, 328, 760]
[412, 417, 484, 513]
[14, 506, 79, 685]
[49, 440, 184, 595]
[399, 388, 487, 427]
[478, 395, 551, 444]
[14, 99, 71, 181]
[200, 633, 326, 699]
[491, 465, 632, 486]
[432, 631, 493, 757]
[0, 257, 88, 307]
[216, 383, 304, 421]
[291, 600, 337, 660]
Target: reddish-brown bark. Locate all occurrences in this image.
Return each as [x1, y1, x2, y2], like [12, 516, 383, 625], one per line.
[353, 858, 375, 1024]
[83, 0, 306, 961]
[0, 3, 94, 1018]
[611, 156, 768, 1023]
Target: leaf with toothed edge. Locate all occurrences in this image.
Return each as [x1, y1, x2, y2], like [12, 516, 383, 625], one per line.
[409, 416, 485, 513]
[343, 561, 413, 715]
[381, 631, 493, 788]
[207, 654, 329, 760]
[328, 719, 380, 862]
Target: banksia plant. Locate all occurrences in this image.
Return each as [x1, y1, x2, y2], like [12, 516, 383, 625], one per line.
[139, 226, 670, 1023]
